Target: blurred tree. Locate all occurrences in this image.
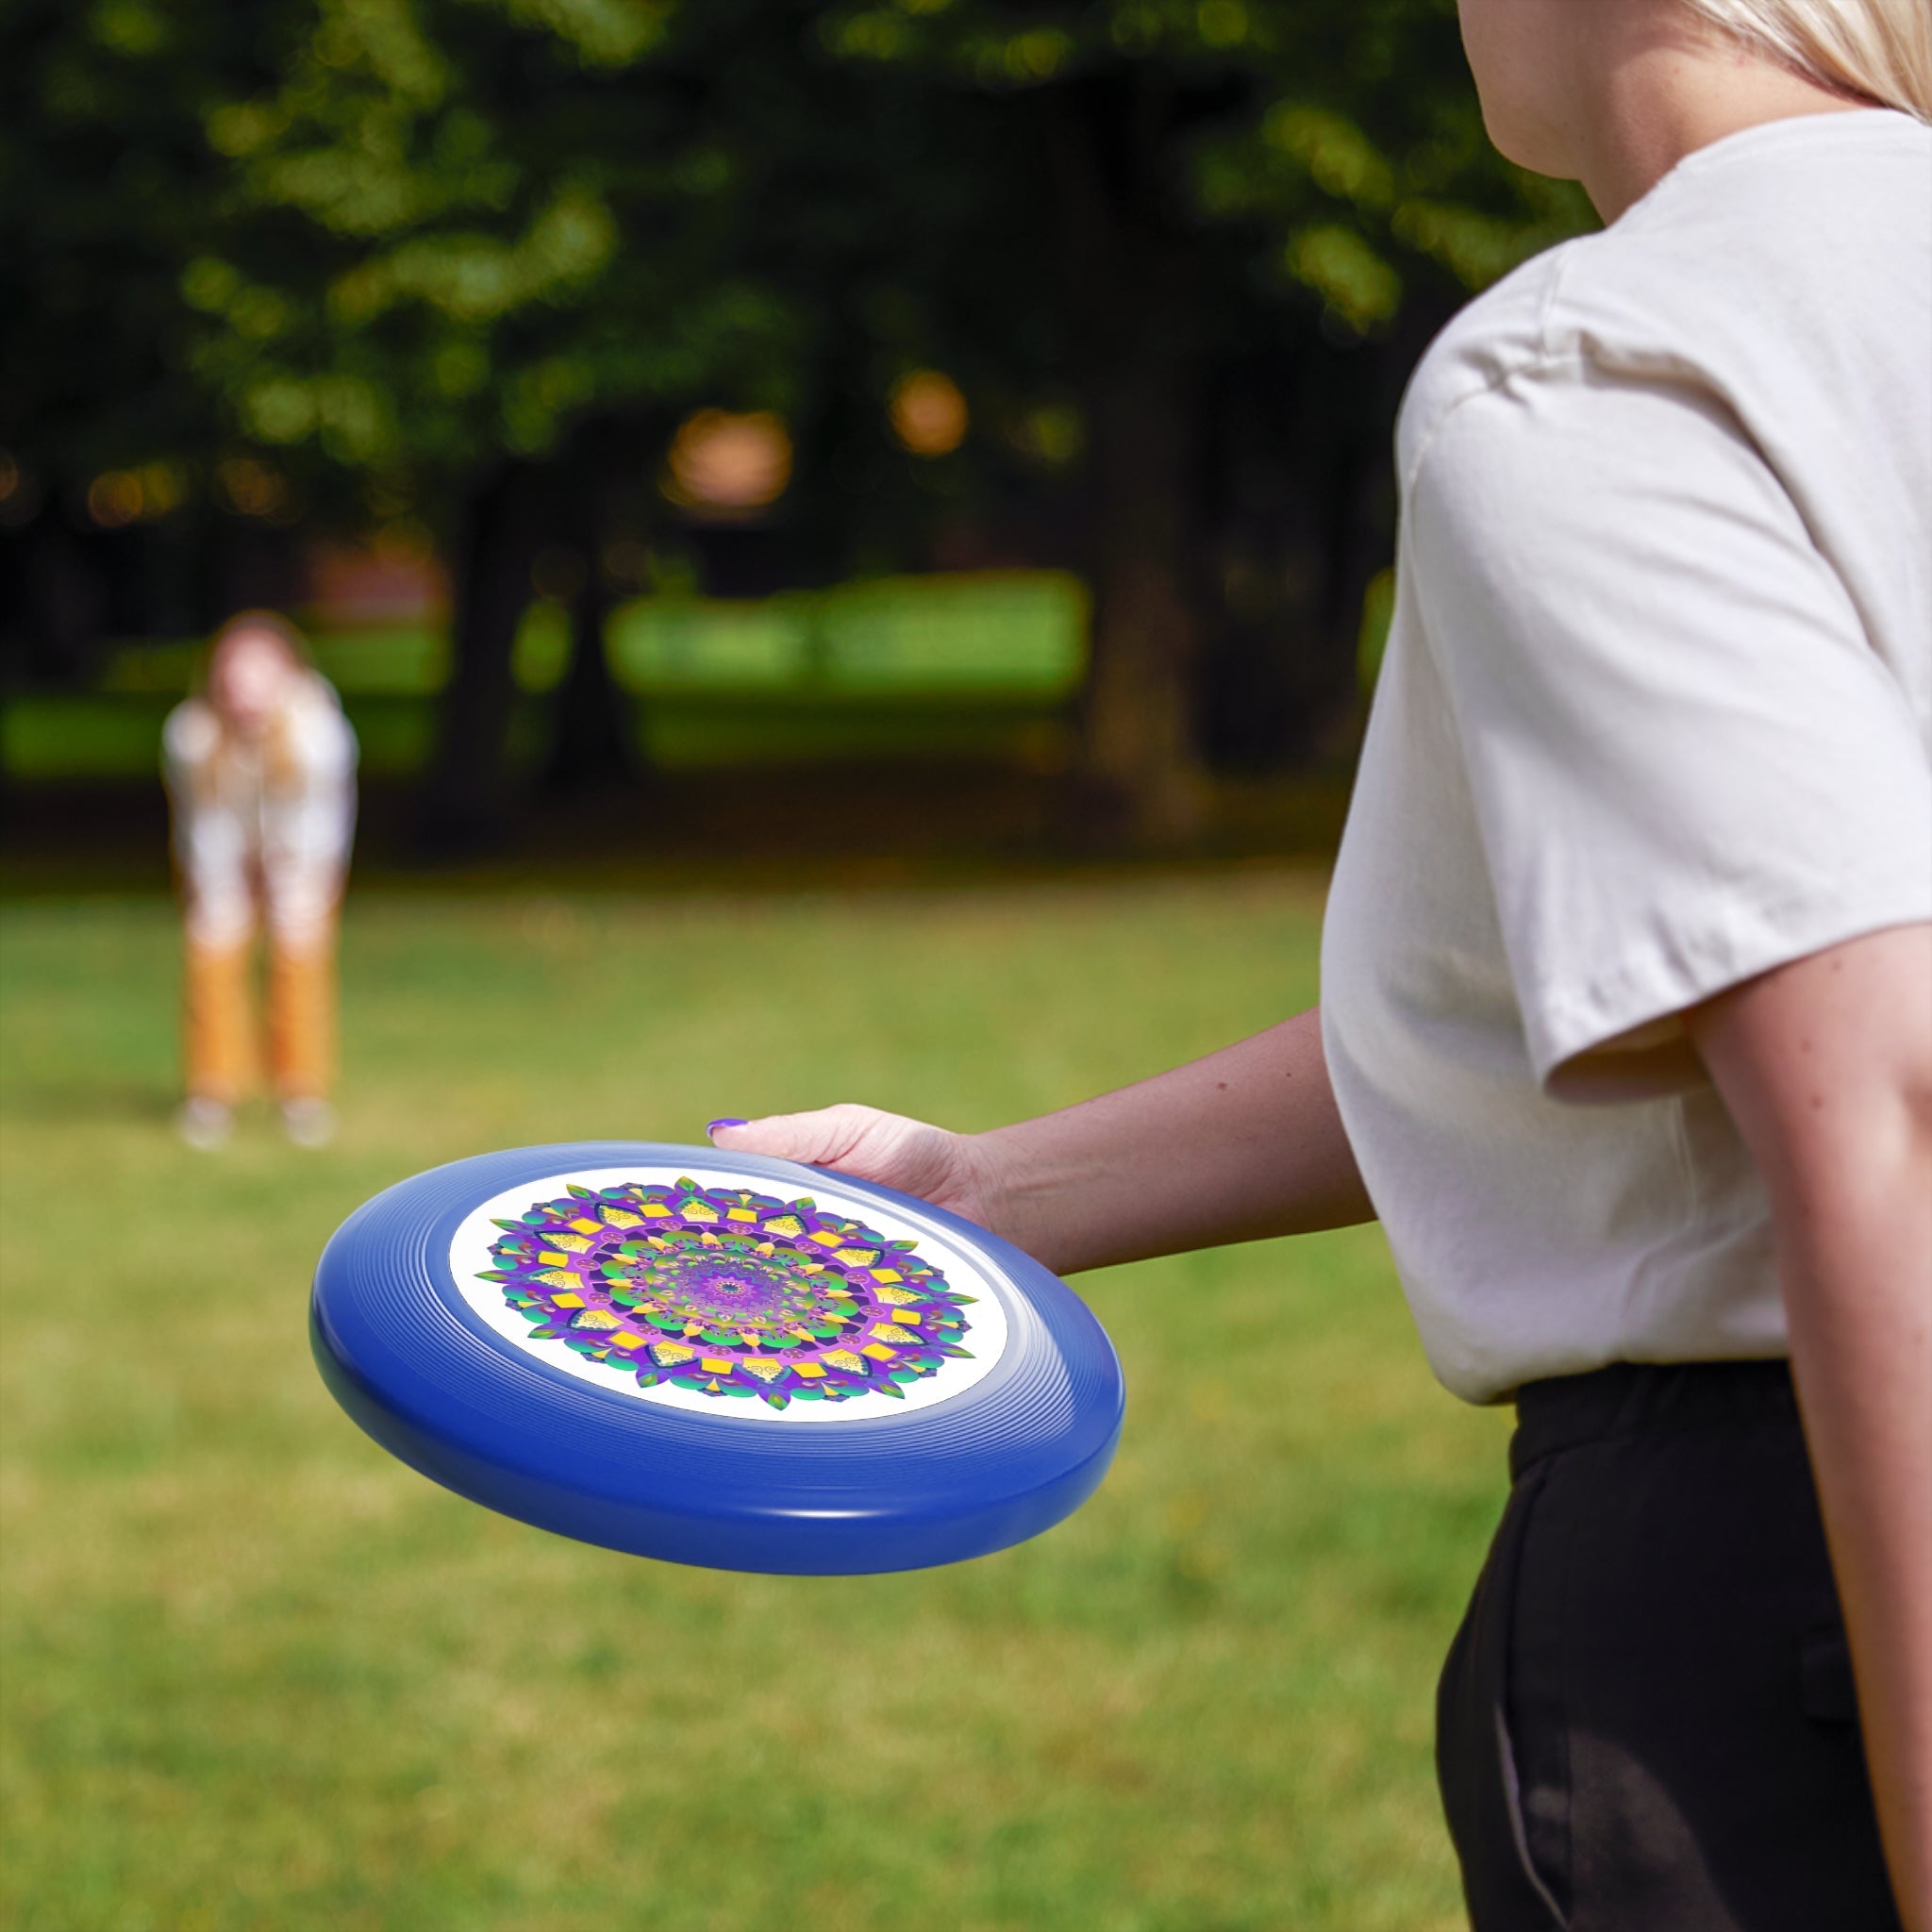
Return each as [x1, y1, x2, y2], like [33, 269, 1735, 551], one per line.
[807, 0, 1591, 834]
[0, 0, 299, 681]
[4, 0, 1591, 841]
[152, 0, 953, 844]
[163, 0, 794, 842]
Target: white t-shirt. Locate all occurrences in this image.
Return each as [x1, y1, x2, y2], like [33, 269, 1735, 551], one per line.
[163, 671, 358, 950]
[1322, 110, 1932, 1405]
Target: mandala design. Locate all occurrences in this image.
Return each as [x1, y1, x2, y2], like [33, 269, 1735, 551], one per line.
[477, 1177, 977, 1410]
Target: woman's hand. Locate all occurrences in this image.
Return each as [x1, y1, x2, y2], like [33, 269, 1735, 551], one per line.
[708, 1106, 1009, 1233]
[707, 1008, 1373, 1277]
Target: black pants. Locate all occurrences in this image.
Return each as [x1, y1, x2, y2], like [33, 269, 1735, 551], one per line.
[1436, 1360, 1900, 1932]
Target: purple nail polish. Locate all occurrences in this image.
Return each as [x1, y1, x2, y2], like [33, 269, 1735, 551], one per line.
[707, 1118, 748, 1136]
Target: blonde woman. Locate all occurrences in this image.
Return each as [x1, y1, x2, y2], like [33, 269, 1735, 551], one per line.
[163, 612, 358, 1150]
[710, 2, 1931, 1924]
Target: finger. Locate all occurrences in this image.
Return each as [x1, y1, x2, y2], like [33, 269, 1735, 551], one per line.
[708, 1107, 869, 1166]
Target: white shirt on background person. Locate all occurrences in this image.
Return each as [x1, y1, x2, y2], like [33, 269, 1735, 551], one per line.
[163, 670, 358, 952]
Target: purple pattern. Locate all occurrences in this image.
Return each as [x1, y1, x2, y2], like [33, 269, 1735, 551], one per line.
[478, 1177, 976, 1410]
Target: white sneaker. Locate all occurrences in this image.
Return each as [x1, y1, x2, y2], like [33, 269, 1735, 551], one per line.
[175, 1096, 233, 1151]
[280, 1097, 337, 1149]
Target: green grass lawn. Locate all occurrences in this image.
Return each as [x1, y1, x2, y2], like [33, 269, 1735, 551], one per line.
[0, 874, 1507, 1932]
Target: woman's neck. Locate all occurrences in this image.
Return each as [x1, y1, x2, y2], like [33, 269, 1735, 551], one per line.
[1574, 15, 1874, 223]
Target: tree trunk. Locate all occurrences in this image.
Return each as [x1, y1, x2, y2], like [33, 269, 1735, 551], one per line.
[1045, 75, 1210, 847]
[13, 508, 107, 687]
[541, 418, 658, 798]
[1079, 360, 1205, 843]
[417, 461, 542, 857]
[541, 554, 633, 797]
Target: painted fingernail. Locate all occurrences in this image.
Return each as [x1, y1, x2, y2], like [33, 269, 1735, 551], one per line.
[707, 1118, 748, 1137]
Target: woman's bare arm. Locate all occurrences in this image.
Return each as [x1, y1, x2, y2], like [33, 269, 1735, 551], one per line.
[1689, 923, 1932, 1932]
[709, 1006, 1374, 1275]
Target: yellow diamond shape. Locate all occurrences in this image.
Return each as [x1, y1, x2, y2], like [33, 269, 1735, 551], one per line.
[871, 1269, 904, 1285]
[860, 1342, 898, 1362]
[550, 1291, 586, 1309]
[726, 1207, 758, 1222]
[699, 1356, 736, 1374]
[608, 1331, 645, 1351]
[569, 1218, 602, 1236]
[791, 1361, 826, 1379]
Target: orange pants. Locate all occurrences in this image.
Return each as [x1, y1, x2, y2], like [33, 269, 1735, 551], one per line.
[184, 921, 337, 1105]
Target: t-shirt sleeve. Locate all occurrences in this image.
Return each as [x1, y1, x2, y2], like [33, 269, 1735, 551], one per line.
[161, 698, 218, 791]
[1407, 363, 1932, 1097]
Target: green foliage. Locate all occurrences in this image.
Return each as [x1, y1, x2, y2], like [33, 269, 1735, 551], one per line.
[1, 1, 268, 484]
[0, 878, 1509, 1929]
[808, 0, 1591, 326]
[169, 0, 816, 499]
[6, 0, 1592, 520]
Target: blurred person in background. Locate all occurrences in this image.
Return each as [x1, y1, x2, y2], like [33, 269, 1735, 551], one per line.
[163, 611, 358, 1151]
[713, 0, 1932, 1926]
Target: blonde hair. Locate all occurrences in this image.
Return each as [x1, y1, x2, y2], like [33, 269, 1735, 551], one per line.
[199, 610, 317, 795]
[1683, 0, 1932, 120]
[206, 608, 312, 681]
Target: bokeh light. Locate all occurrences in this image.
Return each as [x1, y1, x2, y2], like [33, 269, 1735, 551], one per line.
[213, 456, 291, 521]
[890, 370, 969, 458]
[663, 409, 792, 514]
[86, 471, 146, 528]
[1008, 401, 1085, 468]
[83, 464, 185, 528]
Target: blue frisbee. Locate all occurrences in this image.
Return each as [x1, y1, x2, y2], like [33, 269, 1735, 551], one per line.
[310, 1142, 1124, 1574]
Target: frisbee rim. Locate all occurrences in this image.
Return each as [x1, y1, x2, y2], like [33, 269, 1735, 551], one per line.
[309, 1141, 1124, 1574]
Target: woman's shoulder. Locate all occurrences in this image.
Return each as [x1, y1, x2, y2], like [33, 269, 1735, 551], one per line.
[1398, 110, 1932, 490]
[1395, 242, 1584, 485]
[162, 696, 221, 768]
[291, 666, 345, 715]
[282, 673, 358, 769]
